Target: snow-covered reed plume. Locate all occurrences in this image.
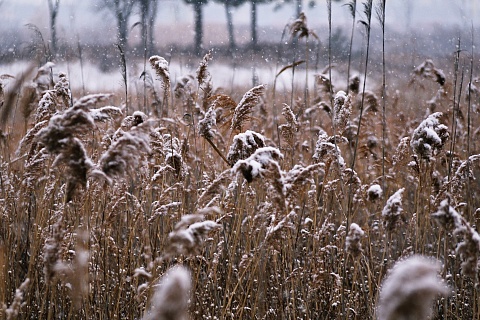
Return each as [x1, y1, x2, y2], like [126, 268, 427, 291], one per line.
[227, 130, 266, 166]
[346, 223, 364, 258]
[54, 72, 71, 110]
[4, 278, 30, 320]
[377, 255, 449, 320]
[196, 50, 212, 88]
[149, 55, 170, 96]
[54, 232, 90, 310]
[96, 119, 152, 182]
[231, 84, 266, 132]
[431, 198, 462, 231]
[411, 112, 449, 160]
[288, 12, 318, 40]
[332, 90, 352, 134]
[233, 147, 286, 209]
[411, 59, 446, 86]
[232, 147, 283, 183]
[35, 97, 96, 200]
[455, 222, 480, 277]
[313, 130, 346, 169]
[278, 104, 299, 147]
[382, 188, 405, 232]
[432, 198, 480, 276]
[164, 213, 222, 258]
[43, 217, 64, 283]
[391, 137, 411, 168]
[367, 184, 382, 202]
[142, 266, 191, 320]
[198, 106, 216, 140]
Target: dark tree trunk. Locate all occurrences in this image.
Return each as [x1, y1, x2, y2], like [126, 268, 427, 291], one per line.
[251, 0, 257, 49]
[194, 2, 203, 56]
[113, 0, 134, 49]
[148, 0, 158, 56]
[117, 10, 128, 48]
[47, 0, 60, 58]
[225, 3, 235, 53]
[295, 0, 302, 17]
[140, 0, 158, 57]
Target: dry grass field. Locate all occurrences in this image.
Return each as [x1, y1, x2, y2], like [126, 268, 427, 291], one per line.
[1, 6, 480, 320]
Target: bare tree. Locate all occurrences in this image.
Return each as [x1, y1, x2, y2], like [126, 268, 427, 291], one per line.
[184, 0, 209, 56]
[98, 0, 136, 48]
[249, 0, 272, 49]
[138, 0, 159, 56]
[47, 0, 60, 57]
[214, 0, 247, 54]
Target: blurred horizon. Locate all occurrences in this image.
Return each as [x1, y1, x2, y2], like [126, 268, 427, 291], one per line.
[1, 0, 478, 50]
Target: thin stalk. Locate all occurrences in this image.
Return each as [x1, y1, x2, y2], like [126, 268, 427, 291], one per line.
[447, 38, 461, 182]
[327, 0, 347, 317]
[348, 0, 373, 216]
[205, 137, 229, 166]
[117, 43, 128, 116]
[466, 27, 474, 222]
[376, 0, 387, 202]
[346, 0, 357, 94]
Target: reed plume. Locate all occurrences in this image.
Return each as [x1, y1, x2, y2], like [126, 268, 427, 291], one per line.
[96, 119, 152, 182]
[142, 266, 191, 320]
[149, 55, 171, 94]
[345, 223, 364, 258]
[411, 112, 449, 160]
[4, 278, 30, 320]
[164, 213, 222, 258]
[227, 130, 266, 166]
[231, 84, 266, 132]
[382, 188, 405, 232]
[377, 255, 449, 320]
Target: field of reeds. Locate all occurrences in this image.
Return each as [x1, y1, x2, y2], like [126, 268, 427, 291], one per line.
[1, 5, 480, 320]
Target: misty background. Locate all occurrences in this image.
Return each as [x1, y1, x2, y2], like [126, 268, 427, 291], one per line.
[0, 0, 478, 92]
